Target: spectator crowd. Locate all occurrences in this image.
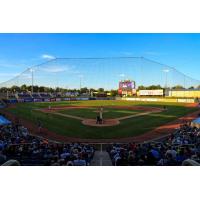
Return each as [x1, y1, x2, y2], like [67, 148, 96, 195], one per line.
[0, 119, 95, 166]
[107, 123, 200, 166]
[1, 114, 200, 166]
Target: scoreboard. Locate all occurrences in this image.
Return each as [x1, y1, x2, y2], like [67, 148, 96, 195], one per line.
[118, 80, 136, 96]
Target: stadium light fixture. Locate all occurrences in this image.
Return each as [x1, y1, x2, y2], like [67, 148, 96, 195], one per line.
[163, 69, 170, 73]
[119, 73, 125, 77]
[78, 74, 84, 91]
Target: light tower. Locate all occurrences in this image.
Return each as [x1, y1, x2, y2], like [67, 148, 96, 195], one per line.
[163, 68, 170, 96]
[29, 68, 34, 95]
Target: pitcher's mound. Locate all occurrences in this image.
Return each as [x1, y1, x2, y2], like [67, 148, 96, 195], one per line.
[82, 119, 120, 127]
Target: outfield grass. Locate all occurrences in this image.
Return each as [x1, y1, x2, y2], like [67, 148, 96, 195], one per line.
[6, 100, 199, 139]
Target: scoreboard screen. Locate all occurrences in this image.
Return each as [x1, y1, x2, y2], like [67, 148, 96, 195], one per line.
[119, 81, 135, 90]
[118, 80, 136, 96]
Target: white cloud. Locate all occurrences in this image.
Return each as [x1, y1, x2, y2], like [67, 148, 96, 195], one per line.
[163, 68, 170, 73]
[40, 64, 81, 75]
[119, 73, 125, 77]
[41, 54, 56, 60]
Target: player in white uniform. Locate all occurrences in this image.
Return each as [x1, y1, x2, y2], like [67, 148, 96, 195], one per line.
[99, 107, 103, 124]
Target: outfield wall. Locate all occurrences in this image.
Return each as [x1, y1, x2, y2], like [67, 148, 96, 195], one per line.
[168, 90, 200, 98]
[3, 96, 196, 104]
[4, 96, 116, 104]
[122, 97, 195, 103]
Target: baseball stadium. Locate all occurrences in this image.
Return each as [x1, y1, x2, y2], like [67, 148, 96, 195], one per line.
[1, 57, 200, 166]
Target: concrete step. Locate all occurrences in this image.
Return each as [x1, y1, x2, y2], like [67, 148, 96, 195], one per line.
[91, 150, 112, 166]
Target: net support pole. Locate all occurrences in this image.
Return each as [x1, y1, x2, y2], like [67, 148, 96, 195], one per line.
[31, 68, 34, 95]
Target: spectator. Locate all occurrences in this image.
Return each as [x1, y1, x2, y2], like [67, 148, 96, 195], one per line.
[108, 123, 200, 166]
[0, 119, 95, 166]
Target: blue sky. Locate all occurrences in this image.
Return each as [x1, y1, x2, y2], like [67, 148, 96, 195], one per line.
[0, 33, 200, 88]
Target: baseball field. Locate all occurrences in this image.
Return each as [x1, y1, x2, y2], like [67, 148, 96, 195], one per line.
[4, 100, 199, 141]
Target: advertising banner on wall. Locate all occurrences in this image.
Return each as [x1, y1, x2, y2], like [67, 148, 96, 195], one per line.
[139, 90, 164, 96]
[77, 97, 89, 101]
[63, 98, 71, 101]
[17, 99, 25, 103]
[89, 97, 97, 100]
[44, 98, 50, 102]
[50, 98, 56, 102]
[177, 99, 195, 103]
[126, 97, 158, 102]
[24, 98, 33, 102]
[34, 98, 43, 102]
[7, 99, 18, 103]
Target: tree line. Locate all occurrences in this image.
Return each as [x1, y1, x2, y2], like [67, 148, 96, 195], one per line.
[0, 85, 118, 97]
[1, 84, 200, 95]
[138, 84, 200, 90]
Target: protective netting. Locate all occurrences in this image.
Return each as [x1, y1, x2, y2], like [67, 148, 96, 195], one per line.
[0, 57, 200, 90]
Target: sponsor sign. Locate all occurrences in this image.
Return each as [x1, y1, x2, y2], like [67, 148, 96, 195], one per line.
[77, 97, 89, 101]
[50, 98, 56, 102]
[126, 98, 158, 102]
[177, 99, 195, 103]
[8, 99, 18, 103]
[17, 99, 24, 103]
[89, 97, 96, 100]
[139, 90, 164, 96]
[24, 98, 33, 102]
[70, 98, 77, 101]
[124, 97, 194, 103]
[63, 98, 71, 101]
[34, 98, 43, 102]
[44, 98, 50, 102]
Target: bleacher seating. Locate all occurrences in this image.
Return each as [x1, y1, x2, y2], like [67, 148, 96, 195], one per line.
[107, 123, 200, 166]
[18, 93, 32, 99]
[0, 119, 95, 166]
[31, 93, 41, 98]
[40, 93, 52, 98]
[0, 100, 5, 108]
[8, 94, 17, 99]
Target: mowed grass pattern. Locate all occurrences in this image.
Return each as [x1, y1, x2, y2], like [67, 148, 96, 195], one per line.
[6, 100, 198, 139]
[58, 107, 142, 119]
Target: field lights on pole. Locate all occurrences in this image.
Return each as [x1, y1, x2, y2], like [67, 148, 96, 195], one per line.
[163, 69, 169, 96]
[78, 74, 83, 92]
[29, 68, 34, 95]
[163, 69, 169, 88]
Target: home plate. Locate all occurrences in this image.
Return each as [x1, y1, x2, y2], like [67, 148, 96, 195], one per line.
[82, 119, 120, 127]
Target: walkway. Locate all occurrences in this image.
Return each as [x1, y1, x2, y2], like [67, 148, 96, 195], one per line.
[91, 144, 112, 166]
